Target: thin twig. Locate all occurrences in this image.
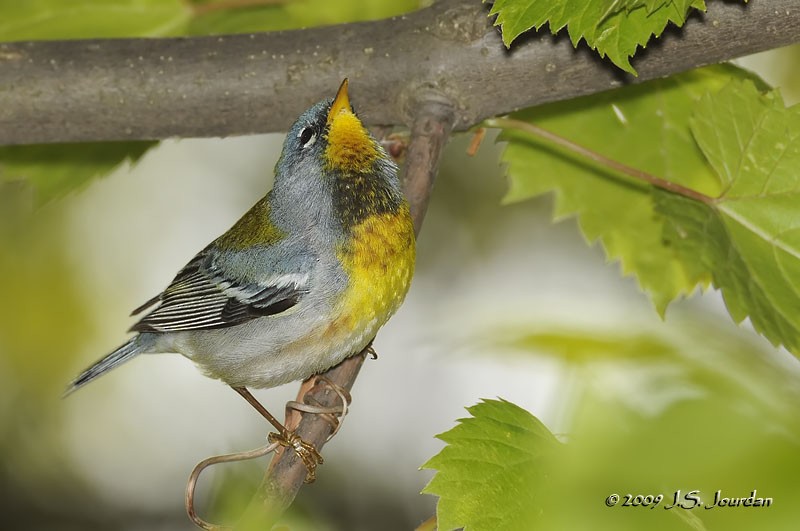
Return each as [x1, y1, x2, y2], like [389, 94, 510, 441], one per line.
[186, 442, 279, 530]
[415, 515, 437, 531]
[466, 127, 486, 157]
[485, 117, 716, 205]
[235, 94, 455, 527]
[234, 354, 364, 528]
[404, 95, 457, 232]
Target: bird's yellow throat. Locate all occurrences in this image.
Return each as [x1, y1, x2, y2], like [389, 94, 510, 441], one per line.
[324, 110, 379, 174]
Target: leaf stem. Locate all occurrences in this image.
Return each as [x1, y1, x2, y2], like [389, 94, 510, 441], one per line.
[485, 117, 715, 205]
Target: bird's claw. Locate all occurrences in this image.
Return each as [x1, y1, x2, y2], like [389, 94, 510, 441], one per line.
[365, 345, 378, 360]
[268, 429, 323, 483]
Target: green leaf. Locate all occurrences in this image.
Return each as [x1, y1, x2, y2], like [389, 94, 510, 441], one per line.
[187, 0, 423, 35]
[422, 399, 561, 531]
[656, 80, 800, 353]
[0, 1, 178, 204]
[0, 142, 156, 204]
[0, 186, 97, 393]
[498, 67, 800, 354]
[0, 0, 425, 40]
[186, 3, 290, 35]
[504, 329, 677, 363]
[0, 0, 190, 40]
[486, 0, 707, 74]
[431, 322, 800, 530]
[498, 65, 763, 314]
[543, 324, 800, 531]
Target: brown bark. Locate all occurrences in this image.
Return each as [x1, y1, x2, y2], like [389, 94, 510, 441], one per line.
[0, 0, 797, 145]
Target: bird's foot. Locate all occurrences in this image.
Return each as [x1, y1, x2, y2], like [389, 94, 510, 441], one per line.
[267, 429, 323, 483]
[365, 344, 378, 360]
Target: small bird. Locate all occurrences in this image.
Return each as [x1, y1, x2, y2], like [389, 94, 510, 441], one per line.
[67, 80, 416, 474]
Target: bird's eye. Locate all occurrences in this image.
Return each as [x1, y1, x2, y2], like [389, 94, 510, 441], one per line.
[298, 127, 316, 148]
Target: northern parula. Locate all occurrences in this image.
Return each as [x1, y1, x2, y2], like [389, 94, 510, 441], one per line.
[67, 80, 415, 464]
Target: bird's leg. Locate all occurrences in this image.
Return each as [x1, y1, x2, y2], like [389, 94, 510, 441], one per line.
[231, 386, 323, 482]
[231, 386, 286, 432]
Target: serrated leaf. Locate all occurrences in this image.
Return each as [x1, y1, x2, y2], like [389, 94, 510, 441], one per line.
[656, 80, 800, 354]
[0, 142, 156, 204]
[0, 0, 190, 40]
[425, 322, 800, 530]
[499, 65, 764, 314]
[422, 399, 561, 531]
[486, 0, 707, 74]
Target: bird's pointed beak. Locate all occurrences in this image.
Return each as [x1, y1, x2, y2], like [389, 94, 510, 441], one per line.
[327, 79, 352, 124]
[324, 79, 378, 173]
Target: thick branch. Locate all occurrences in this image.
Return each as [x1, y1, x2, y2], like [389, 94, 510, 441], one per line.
[237, 95, 455, 527]
[0, 0, 798, 145]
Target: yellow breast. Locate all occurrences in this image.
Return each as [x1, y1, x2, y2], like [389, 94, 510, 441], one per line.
[334, 206, 416, 339]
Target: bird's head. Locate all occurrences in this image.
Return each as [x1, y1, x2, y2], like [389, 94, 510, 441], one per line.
[273, 80, 402, 231]
[279, 79, 382, 177]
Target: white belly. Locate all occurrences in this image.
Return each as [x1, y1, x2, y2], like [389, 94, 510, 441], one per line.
[157, 308, 378, 388]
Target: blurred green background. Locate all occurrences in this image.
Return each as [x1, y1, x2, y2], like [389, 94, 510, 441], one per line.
[1, 2, 800, 530]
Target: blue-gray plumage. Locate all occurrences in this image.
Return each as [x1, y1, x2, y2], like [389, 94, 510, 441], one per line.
[66, 80, 415, 397]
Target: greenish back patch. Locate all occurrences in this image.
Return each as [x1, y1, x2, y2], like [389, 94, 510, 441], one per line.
[214, 196, 285, 251]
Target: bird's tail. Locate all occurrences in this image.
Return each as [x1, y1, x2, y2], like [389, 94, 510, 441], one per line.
[64, 337, 145, 396]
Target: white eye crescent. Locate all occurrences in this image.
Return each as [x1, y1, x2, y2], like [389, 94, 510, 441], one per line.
[298, 127, 316, 148]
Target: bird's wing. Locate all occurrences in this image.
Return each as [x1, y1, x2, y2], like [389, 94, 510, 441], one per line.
[129, 249, 309, 333]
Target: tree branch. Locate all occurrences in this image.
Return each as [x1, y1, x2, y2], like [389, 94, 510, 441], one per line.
[403, 94, 456, 233]
[236, 94, 455, 528]
[237, 354, 367, 527]
[0, 0, 798, 145]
